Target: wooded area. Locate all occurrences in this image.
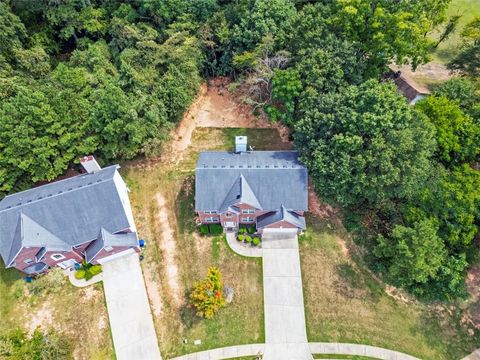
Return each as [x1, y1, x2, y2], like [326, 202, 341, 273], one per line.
[1, 0, 479, 302]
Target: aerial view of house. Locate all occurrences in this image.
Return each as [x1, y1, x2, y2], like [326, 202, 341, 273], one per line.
[1, 0, 480, 359]
[0, 156, 140, 275]
[195, 136, 308, 234]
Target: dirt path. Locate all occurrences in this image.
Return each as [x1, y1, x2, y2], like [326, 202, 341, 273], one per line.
[155, 193, 182, 307]
[168, 77, 290, 163]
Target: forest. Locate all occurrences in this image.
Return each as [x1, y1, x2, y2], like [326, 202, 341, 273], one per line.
[0, 0, 479, 303]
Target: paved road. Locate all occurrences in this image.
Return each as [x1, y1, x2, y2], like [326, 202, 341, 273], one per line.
[261, 230, 312, 360]
[102, 252, 162, 360]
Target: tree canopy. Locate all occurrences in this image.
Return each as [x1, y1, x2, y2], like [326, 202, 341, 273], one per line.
[294, 79, 434, 208]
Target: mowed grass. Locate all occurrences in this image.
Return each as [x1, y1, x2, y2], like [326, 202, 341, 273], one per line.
[301, 215, 480, 360]
[122, 127, 288, 357]
[0, 262, 113, 359]
[431, 0, 480, 63]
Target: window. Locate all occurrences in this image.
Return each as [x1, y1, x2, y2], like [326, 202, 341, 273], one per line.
[204, 210, 217, 214]
[105, 246, 113, 252]
[225, 212, 232, 217]
[205, 217, 220, 222]
[241, 209, 254, 214]
[24, 258, 33, 265]
[241, 217, 254, 222]
[51, 253, 65, 261]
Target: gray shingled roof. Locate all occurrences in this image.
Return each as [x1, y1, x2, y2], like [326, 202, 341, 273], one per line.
[257, 205, 306, 230]
[219, 175, 262, 212]
[85, 228, 138, 263]
[0, 165, 131, 267]
[195, 151, 308, 211]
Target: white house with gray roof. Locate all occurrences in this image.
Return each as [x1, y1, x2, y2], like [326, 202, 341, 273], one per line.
[195, 137, 308, 234]
[0, 156, 140, 275]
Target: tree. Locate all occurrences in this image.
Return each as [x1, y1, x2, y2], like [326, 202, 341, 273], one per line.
[294, 79, 435, 208]
[190, 267, 226, 319]
[374, 218, 447, 296]
[231, 0, 296, 53]
[0, 328, 72, 359]
[433, 77, 480, 120]
[449, 17, 480, 77]
[328, 0, 449, 73]
[415, 96, 480, 165]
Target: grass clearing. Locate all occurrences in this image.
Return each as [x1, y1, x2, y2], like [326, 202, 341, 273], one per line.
[431, 0, 480, 64]
[0, 263, 113, 359]
[301, 215, 480, 360]
[122, 126, 288, 357]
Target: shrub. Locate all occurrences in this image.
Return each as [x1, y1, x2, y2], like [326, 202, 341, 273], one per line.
[90, 265, 102, 275]
[75, 270, 86, 280]
[245, 235, 252, 244]
[247, 226, 256, 234]
[199, 224, 209, 235]
[210, 224, 223, 235]
[237, 234, 245, 241]
[252, 237, 260, 246]
[190, 267, 226, 319]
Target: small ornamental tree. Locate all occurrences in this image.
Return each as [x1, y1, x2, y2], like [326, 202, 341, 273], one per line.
[190, 267, 226, 319]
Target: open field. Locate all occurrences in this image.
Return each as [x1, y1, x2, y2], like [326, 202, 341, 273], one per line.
[301, 215, 480, 360]
[431, 0, 480, 64]
[0, 263, 113, 359]
[122, 127, 289, 357]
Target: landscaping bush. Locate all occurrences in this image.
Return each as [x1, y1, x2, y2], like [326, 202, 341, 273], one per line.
[199, 224, 209, 235]
[90, 265, 102, 276]
[245, 235, 252, 244]
[190, 267, 226, 319]
[252, 237, 260, 246]
[74, 270, 86, 280]
[238, 234, 245, 241]
[75, 262, 102, 281]
[238, 227, 247, 234]
[247, 226, 256, 234]
[210, 224, 223, 235]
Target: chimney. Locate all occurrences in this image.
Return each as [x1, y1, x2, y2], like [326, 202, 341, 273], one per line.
[80, 155, 101, 173]
[235, 136, 247, 153]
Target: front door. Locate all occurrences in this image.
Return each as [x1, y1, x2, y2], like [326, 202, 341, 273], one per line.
[224, 221, 237, 232]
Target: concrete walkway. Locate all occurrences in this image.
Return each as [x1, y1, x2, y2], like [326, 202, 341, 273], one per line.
[463, 349, 480, 360]
[102, 252, 162, 360]
[170, 344, 265, 360]
[66, 269, 103, 287]
[262, 231, 312, 360]
[170, 342, 420, 360]
[310, 343, 420, 360]
[225, 232, 262, 257]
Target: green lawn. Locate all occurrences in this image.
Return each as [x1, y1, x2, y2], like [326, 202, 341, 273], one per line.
[431, 0, 480, 63]
[301, 215, 480, 360]
[122, 127, 288, 357]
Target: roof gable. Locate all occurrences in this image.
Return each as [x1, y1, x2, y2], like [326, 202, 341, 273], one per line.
[219, 175, 262, 212]
[257, 205, 306, 229]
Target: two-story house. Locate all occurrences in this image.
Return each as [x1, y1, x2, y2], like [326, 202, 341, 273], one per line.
[195, 136, 308, 234]
[0, 156, 140, 275]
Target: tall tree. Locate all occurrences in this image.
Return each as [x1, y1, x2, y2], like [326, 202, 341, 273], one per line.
[415, 96, 480, 165]
[294, 79, 435, 208]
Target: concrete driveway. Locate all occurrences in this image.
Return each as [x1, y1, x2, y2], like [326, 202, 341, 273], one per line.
[102, 252, 162, 360]
[262, 231, 312, 360]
